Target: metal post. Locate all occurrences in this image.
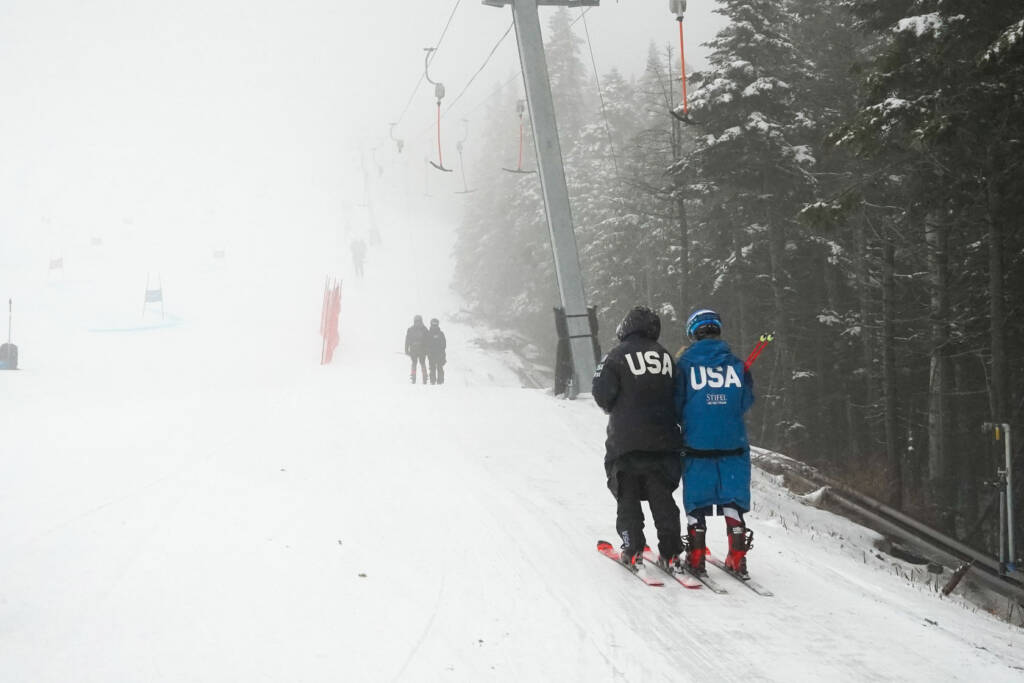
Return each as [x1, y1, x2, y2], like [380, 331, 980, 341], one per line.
[484, 0, 599, 395]
[999, 472, 1008, 570]
[985, 421, 1017, 571]
[1003, 423, 1015, 568]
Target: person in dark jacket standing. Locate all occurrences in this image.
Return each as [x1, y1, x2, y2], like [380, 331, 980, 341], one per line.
[593, 306, 685, 570]
[426, 318, 447, 385]
[405, 315, 429, 384]
[674, 308, 756, 578]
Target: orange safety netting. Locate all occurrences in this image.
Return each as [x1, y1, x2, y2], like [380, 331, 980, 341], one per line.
[320, 277, 342, 365]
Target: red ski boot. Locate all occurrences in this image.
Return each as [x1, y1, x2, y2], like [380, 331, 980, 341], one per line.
[725, 519, 754, 578]
[684, 526, 708, 575]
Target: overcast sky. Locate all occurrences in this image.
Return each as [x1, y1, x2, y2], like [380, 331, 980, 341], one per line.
[0, 1, 725, 260]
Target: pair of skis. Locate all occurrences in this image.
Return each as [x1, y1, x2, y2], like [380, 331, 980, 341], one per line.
[596, 540, 773, 596]
[596, 540, 699, 588]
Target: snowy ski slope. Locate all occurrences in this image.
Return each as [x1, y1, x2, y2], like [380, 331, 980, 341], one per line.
[1, 214, 1023, 682]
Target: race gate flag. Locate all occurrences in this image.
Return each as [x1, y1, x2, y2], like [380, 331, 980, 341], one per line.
[320, 277, 342, 365]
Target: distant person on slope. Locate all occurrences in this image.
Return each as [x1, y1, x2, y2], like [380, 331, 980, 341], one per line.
[405, 315, 429, 384]
[350, 238, 367, 278]
[426, 318, 447, 385]
[592, 306, 685, 571]
[674, 309, 756, 578]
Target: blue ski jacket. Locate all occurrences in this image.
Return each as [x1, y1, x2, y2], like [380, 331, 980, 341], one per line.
[673, 338, 754, 453]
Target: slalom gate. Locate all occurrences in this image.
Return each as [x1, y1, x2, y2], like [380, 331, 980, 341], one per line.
[320, 277, 342, 364]
[0, 298, 17, 370]
[143, 273, 165, 319]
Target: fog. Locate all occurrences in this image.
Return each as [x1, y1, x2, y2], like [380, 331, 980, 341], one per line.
[0, 1, 724, 270]
[5, 5, 1024, 678]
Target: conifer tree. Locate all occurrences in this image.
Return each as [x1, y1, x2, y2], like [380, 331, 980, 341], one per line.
[674, 0, 816, 449]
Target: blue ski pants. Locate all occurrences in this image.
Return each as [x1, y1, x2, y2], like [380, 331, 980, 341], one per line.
[681, 449, 751, 514]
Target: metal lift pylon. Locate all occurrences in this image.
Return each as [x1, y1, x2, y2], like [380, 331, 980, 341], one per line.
[483, 0, 600, 396]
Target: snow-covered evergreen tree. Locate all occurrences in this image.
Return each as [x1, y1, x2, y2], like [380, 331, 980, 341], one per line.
[673, 0, 817, 448]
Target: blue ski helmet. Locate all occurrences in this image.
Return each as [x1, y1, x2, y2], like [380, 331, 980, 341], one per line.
[686, 308, 722, 341]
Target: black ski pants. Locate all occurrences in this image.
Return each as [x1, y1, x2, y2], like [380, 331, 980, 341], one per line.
[613, 452, 682, 560]
[427, 355, 445, 385]
[409, 353, 427, 383]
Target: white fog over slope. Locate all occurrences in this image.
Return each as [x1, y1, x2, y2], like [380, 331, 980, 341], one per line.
[1, 210, 1022, 683]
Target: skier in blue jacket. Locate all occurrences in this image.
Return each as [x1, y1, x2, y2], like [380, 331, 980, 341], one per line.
[674, 309, 756, 578]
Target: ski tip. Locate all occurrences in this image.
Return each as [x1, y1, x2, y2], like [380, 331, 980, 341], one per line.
[597, 540, 614, 550]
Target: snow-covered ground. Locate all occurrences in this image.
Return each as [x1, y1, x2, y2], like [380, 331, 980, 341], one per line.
[2, 211, 1023, 682]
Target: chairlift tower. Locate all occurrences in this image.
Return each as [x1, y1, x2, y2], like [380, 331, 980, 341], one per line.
[483, 0, 600, 396]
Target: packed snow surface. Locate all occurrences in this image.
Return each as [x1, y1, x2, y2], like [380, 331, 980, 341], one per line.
[2, 212, 1023, 682]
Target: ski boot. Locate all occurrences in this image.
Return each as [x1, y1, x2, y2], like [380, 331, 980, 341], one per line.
[684, 526, 708, 575]
[619, 549, 643, 571]
[656, 554, 682, 574]
[725, 521, 754, 579]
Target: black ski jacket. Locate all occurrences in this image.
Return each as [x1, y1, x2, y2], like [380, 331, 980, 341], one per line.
[593, 332, 684, 462]
[426, 326, 447, 361]
[405, 323, 429, 356]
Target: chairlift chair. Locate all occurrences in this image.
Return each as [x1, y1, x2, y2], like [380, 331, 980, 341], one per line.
[503, 100, 536, 174]
[669, 0, 693, 124]
[389, 123, 405, 154]
[424, 48, 454, 173]
[423, 157, 434, 197]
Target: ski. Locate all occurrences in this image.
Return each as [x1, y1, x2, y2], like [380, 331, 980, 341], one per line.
[680, 566, 729, 594]
[641, 549, 703, 589]
[596, 540, 664, 586]
[707, 556, 774, 596]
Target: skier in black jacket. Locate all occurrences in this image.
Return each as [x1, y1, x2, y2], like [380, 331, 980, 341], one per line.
[592, 306, 685, 570]
[405, 315, 429, 384]
[426, 318, 447, 385]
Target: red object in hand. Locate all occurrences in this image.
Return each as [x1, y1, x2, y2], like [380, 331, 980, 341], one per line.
[744, 333, 774, 371]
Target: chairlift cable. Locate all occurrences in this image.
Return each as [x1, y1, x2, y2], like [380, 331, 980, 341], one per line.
[410, 22, 515, 140]
[679, 18, 689, 115]
[430, 0, 464, 62]
[400, 4, 596, 163]
[395, 74, 425, 128]
[579, 9, 622, 182]
[413, 7, 593, 135]
[443, 22, 514, 116]
[392, 0, 464, 128]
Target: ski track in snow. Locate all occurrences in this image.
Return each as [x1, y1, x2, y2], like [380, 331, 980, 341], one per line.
[1, 211, 1023, 682]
